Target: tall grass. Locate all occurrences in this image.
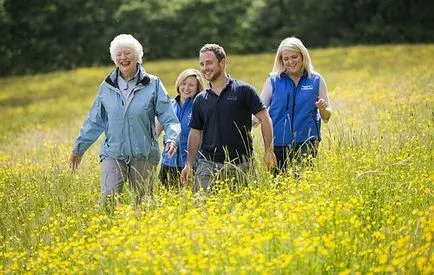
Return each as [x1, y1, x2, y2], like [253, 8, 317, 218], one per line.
[0, 44, 433, 273]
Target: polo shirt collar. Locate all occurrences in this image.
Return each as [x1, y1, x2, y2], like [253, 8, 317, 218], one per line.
[206, 74, 233, 94]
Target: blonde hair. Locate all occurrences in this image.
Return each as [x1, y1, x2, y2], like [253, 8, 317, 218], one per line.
[175, 68, 204, 95]
[272, 37, 315, 78]
[109, 34, 143, 65]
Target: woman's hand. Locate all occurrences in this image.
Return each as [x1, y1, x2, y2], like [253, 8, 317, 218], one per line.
[315, 98, 331, 122]
[315, 98, 328, 110]
[69, 153, 83, 170]
[165, 142, 177, 158]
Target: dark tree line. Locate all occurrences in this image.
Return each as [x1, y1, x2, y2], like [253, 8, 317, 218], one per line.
[0, 0, 433, 76]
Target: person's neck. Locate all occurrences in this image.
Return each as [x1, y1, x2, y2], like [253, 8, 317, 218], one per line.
[120, 66, 137, 81]
[288, 70, 303, 85]
[211, 73, 228, 95]
[122, 72, 135, 81]
[179, 96, 187, 106]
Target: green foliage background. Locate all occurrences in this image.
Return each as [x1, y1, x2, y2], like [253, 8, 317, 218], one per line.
[1, 0, 434, 75]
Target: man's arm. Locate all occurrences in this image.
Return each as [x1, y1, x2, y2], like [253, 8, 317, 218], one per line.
[254, 109, 276, 171]
[181, 128, 202, 184]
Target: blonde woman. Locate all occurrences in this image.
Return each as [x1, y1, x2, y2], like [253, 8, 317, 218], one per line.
[156, 69, 204, 189]
[260, 37, 332, 175]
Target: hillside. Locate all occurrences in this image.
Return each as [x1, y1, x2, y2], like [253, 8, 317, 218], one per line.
[0, 44, 433, 273]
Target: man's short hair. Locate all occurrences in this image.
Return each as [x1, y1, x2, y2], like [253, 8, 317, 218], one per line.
[200, 43, 226, 61]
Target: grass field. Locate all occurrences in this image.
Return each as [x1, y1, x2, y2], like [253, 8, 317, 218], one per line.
[0, 44, 433, 274]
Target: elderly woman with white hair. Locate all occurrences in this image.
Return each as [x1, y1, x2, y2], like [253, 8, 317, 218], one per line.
[260, 37, 332, 176]
[69, 34, 180, 204]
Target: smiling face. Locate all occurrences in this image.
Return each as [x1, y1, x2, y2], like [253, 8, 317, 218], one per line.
[115, 46, 138, 79]
[281, 49, 303, 77]
[179, 75, 199, 101]
[199, 51, 225, 82]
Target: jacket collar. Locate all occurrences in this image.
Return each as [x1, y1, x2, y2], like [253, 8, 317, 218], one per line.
[280, 70, 308, 79]
[205, 74, 233, 94]
[175, 95, 196, 103]
[105, 64, 151, 88]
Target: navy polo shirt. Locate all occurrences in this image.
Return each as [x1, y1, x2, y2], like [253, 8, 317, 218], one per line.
[190, 77, 265, 163]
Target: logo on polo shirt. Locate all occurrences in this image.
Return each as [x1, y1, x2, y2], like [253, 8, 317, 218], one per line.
[301, 85, 313, 90]
[226, 96, 238, 101]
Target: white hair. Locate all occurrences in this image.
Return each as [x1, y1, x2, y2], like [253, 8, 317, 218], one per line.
[109, 34, 143, 65]
[272, 37, 315, 78]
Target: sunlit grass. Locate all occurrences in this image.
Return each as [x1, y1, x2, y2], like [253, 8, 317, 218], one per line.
[0, 44, 433, 273]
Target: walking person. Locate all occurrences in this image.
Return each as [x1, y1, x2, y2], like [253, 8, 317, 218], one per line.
[69, 34, 180, 206]
[260, 37, 332, 176]
[155, 69, 204, 189]
[180, 43, 276, 193]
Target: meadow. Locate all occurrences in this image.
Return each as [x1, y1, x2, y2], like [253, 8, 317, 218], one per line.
[0, 44, 433, 274]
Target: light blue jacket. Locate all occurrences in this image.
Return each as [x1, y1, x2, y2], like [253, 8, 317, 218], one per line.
[72, 66, 180, 164]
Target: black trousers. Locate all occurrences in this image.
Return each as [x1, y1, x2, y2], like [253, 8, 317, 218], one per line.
[273, 140, 319, 176]
[159, 165, 183, 189]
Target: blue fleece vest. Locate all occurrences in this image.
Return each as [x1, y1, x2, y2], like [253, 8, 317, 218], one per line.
[162, 97, 193, 167]
[269, 72, 321, 146]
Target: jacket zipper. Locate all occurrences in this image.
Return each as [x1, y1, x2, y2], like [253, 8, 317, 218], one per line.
[105, 82, 137, 162]
[290, 80, 298, 146]
[177, 101, 186, 167]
